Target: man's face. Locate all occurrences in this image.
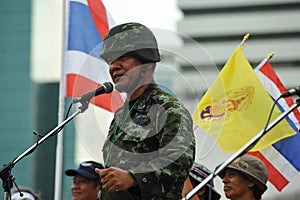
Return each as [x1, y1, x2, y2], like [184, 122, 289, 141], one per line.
[222, 169, 254, 199]
[71, 175, 100, 200]
[109, 55, 144, 93]
[182, 177, 205, 200]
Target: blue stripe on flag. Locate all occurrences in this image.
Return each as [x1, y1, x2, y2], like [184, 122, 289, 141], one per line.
[68, 1, 103, 58]
[271, 96, 300, 171]
[273, 133, 300, 171]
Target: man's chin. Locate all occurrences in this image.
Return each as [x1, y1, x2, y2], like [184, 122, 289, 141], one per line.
[115, 84, 125, 92]
[115, 84, 134, 93]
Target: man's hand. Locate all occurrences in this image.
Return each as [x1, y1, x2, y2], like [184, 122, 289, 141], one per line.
[95, 167, 137, 192]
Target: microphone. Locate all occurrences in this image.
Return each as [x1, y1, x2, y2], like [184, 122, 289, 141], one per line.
[72, 82, 114, 103]
[280, 86, 300, 98]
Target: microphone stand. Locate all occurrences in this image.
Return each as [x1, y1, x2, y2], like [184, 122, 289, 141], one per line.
[0, 100, 90, 200]
[182, 98, 300, 200]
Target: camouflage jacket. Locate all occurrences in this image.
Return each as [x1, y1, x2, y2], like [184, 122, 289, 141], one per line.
[100, 83, 195, 200]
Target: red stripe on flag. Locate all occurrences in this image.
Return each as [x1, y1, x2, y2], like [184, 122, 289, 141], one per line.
[66, 74, 123, 112]
[259, 61, 300, 122]
[87, 0, 109, 40]
[259, 62, 286, 94]
[247, 152, 289, 191]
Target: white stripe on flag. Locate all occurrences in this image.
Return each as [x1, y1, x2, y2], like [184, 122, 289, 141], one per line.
[255, 66, 300, 129]
[260, 146, 298, 181]
[65, 50, 112, 84]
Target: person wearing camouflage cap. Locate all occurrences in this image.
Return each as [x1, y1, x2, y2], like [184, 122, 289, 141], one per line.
[219, 154, 268, 200]
[100, 22, 160, 65]
[96, 22, 195, 200]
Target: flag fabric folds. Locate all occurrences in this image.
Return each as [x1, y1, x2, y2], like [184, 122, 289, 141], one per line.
[64, 0, 123, 112]
[192, 46, 296, 152]
[249, 59, 300, 191]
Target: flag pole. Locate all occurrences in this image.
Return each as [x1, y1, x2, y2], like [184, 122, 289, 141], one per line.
[268, 52, 275, 60]
[182, 99, 300, 200]
[239, 33, 250, 47]
[256, 52, 275, 69]
[54, 0, 68, 199]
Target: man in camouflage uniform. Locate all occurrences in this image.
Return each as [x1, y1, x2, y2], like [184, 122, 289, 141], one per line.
[95, 22, 195, 200]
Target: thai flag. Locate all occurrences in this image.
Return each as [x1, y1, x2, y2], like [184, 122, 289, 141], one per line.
[64, 0, 123, 112]
[250, 59, 300, 191]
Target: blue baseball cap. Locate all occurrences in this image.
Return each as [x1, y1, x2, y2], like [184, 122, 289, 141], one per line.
[65, 161, 103, 180]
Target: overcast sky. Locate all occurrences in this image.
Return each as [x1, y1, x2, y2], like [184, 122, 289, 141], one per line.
[102, 0, 183, 31]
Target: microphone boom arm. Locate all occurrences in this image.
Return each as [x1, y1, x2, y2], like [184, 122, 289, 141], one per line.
[0, 109, 82, 199]
[0, 82, 114, 199]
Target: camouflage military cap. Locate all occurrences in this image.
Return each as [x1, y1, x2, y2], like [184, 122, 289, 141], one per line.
[100, 22, 161, 64]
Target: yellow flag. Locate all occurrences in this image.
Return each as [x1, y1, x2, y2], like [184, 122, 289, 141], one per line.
[192, 46, 296, 152]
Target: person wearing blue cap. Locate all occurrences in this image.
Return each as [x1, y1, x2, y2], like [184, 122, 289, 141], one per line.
[65, 161, 104, 200]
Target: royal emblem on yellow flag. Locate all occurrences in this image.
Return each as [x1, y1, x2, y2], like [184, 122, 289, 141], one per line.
[192, 46, 296, 152]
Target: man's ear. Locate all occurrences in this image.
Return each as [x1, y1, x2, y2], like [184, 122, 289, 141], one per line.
[248, 179, 255, 188]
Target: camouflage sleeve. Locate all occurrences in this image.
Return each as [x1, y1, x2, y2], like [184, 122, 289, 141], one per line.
[130, 101, 195, 199]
